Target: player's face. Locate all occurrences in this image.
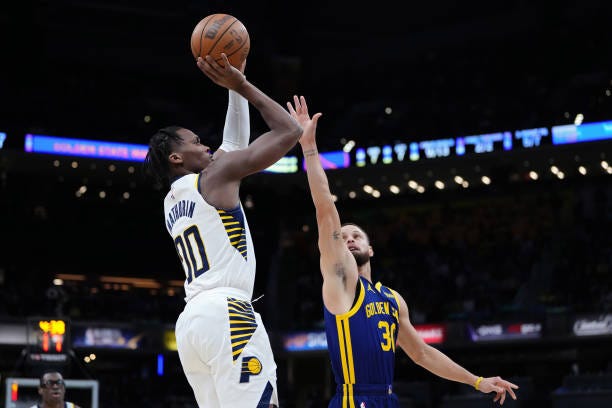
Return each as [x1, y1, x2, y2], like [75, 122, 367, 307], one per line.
[341, 225, 373, 267]
[174, 128, 213, 173]
[39, 372, 66, 403]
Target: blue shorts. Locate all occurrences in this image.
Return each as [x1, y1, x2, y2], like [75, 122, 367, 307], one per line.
[328, 384, 400, 408]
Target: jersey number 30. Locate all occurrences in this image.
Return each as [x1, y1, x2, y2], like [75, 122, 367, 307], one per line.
[175, 225, 210, 283]
[378, 321, 396, 352]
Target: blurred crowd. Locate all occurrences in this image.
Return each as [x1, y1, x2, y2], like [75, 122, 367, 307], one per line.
[0, 146, 610, 408]
[2, 172, 609, 332]
[276, 175, 612, 330]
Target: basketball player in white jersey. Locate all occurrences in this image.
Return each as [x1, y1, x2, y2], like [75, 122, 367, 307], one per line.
[30, 371, 81, 408]
[144, 54, 302, 408]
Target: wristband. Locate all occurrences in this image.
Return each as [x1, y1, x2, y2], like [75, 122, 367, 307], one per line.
[474, 376, 484, 391]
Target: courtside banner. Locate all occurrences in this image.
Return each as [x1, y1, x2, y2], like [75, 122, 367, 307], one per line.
[283, 324, 446, 351]
[0, 323, 27, 345]
[572, 314, 612, 336]
[468, 322, 542, 342]
[283, 331, 328, 352]
[413, 324, 446, 344]
[72, 325, 148, 349]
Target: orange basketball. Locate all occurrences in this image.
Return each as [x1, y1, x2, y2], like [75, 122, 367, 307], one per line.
[190, 14, 250, 69]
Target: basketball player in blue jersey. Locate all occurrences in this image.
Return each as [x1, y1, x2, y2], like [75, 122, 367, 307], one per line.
[30, 371, 81, 408]
[288, 95, 519, 407]
[144, 54, 302, 408]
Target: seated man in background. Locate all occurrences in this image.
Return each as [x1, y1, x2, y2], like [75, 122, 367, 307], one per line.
[30, 370, 82, 408]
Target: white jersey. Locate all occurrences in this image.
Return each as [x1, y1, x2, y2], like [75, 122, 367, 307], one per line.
[164, 173, 256, 303]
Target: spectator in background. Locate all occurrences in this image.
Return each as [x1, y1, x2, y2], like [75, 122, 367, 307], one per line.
[30, 370, 81, 408]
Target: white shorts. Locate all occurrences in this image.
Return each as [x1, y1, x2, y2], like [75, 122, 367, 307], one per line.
[175, 287, 278, 408]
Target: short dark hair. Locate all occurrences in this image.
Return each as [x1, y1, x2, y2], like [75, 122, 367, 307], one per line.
[143, 126, 184, 189]
[341, 222, 370, 243]
[39, 370, 63, 386]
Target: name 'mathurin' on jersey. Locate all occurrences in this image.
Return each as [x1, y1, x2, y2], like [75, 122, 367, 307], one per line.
[164, 173, 256, 302]
[324, 276, 400, 390]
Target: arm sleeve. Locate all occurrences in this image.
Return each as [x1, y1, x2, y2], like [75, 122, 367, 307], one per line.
[218, 89, 250, 152]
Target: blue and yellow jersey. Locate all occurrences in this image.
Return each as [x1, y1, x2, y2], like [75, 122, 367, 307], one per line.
[324, 275, 400, 404]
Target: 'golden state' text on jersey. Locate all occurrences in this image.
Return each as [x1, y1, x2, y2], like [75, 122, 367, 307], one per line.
[324, 276, 401, 407]
[164, 173, 256, 302]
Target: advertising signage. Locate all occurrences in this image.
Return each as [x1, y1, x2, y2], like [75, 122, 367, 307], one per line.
[468, 322, 542, 342]
[572, 314, 612, 336]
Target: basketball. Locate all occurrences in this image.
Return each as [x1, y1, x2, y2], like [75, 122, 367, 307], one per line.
[190, 14, 250, 69]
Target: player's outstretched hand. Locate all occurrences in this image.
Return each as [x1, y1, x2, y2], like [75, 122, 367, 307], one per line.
[477, 376, 519, 405]
[197, 54, 246, 91]
[286, 95, 322, 148]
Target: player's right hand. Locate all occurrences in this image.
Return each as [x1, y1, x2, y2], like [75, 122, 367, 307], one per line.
[197, 54, 246, 90]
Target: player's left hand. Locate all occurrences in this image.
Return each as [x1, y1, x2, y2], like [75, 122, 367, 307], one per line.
[286, 95, 322, 148]
[477, 376, 519, 405]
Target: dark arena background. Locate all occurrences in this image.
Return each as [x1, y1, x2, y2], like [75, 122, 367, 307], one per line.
[1, 1, 611, 407]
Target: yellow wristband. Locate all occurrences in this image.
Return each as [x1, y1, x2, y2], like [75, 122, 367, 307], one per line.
[474, 376, 484, 390]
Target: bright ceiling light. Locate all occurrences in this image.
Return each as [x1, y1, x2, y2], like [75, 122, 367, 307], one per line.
[574, 113, 584, 125]
[343, 140, 355, 153]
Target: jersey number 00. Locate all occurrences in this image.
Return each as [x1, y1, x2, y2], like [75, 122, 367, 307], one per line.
[174, 225, 211, 283]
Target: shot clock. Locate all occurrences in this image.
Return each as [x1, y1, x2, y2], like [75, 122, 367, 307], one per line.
[26, 317, 71, 367]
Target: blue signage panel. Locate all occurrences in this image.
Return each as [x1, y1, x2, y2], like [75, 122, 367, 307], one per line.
[552, 121, 612, 145]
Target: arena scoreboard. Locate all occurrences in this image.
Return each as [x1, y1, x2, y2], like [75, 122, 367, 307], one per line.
[33, 319, 67, 352]
[26, 317, 71, 365]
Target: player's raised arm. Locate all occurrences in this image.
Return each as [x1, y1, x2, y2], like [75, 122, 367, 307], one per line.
[197, 55, 302, 178]
[193, 54, 302, 209]
[289, 95, 358, 314]
[215, 59, 250, 157]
